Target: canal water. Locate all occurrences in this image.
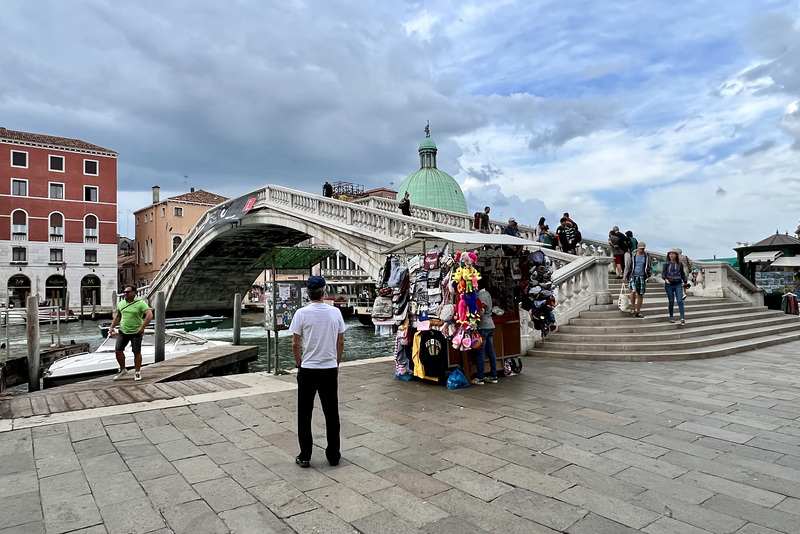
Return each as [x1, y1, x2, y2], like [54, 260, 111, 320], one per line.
[1, 311, 394, 373]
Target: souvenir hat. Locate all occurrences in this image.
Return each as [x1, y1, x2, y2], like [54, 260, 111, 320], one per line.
[637, 242, 646, 249]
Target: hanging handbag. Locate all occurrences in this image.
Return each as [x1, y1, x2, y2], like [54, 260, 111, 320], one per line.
[617, 284, 629, 312]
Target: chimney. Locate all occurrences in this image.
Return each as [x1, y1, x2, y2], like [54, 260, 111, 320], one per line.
[152, 185, 160, 204]
[190, 187, 195, 193]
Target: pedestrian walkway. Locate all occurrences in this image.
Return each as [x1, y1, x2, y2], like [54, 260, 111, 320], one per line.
[3, 343, 800, 533]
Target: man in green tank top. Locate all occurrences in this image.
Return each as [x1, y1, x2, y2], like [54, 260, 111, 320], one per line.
[108, 285, 152, 381]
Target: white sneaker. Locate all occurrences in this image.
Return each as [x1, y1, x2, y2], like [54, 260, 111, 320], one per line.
[113, 369, 128, 381]
[134, 371, 142, 381]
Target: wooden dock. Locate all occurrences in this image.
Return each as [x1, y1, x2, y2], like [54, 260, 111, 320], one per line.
[0, 345, 259, 420]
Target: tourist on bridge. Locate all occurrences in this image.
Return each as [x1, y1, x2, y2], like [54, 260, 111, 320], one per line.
[398, 191, 411, 216]
[557, 218, 579, 254]
[608, 227, 628, 278]
[291, 276, 347, 468]
[563, 212, 578, 230]
[108, 285, 152, 381]
[534, 217, 546, 241]
[479, 206, 491, 233]
[623, 242, 652, 318]
[664, 249, 688, 325]
[502, 218, 519, 237]
[322, 181, 333, 197]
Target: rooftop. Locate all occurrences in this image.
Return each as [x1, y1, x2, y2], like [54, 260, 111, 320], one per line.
[168, 189, 229, 205]
[0, 126, 116, 154]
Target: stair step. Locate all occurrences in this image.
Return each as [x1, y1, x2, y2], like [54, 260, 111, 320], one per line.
[536, 322, 800, 352]
[558, 310, 788, 333]
[527, 332, 800, 361]
[546, 315, 800, 343]
[571, 305, 760, 324]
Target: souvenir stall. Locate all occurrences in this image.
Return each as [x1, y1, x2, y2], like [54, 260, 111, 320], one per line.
[374, 231, 548, 384]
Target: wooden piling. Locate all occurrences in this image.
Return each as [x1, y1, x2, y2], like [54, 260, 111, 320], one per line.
[26, 296, 40, 392]
[233, 293, 242, 346]
[154, 291, 166, 363]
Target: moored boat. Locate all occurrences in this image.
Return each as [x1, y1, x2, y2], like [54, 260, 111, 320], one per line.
[98, 315, 225, 337]
[1, 308, 79, 326]
[43, 329, 230, 388]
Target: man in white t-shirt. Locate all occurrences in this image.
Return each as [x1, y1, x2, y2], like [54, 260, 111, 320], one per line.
[291, 275, 347, 468]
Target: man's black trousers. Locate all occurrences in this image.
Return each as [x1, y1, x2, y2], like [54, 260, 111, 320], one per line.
[296, 367, 340, 463]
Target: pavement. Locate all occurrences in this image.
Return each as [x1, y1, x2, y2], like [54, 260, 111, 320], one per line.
[3, 343, 800, 533]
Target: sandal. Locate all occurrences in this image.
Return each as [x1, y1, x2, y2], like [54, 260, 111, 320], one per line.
[295, 456, 310, 469]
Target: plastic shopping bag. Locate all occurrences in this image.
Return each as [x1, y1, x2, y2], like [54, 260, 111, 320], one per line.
[617, 284, 629, 312]
[446, 365, 469, 390]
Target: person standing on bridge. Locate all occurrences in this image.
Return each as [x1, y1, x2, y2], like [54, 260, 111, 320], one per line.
[291, 276, 347, 468]
[108, 285, 152, 381]
[664, 249, 687, 325]
[398, 191, 411, 216]
[624, 242, 652, 318]
[322, 181, 333, 198]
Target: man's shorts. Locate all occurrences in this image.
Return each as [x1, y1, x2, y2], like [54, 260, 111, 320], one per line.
[115, 332, 143, 354]
[628, 275, 647, 295]
[613, 254, 623, 265]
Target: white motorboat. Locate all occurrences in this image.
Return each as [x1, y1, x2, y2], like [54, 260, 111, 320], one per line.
[42, 329, 230, 388]
[1, 308, 79, 326]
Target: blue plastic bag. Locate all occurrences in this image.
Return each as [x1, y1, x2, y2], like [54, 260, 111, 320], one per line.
[446, 366, 469, 390]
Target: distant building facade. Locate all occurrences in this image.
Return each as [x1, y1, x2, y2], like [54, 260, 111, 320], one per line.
[134, 186, 228, 287]
[0, 127, 118, 309]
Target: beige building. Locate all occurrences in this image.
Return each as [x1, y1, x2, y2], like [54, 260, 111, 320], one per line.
[134, 186, 228, 287]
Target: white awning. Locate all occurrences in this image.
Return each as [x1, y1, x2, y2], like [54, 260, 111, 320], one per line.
[770, 256, 800, 267]
[743, 250, 782, 262]
[383, 231, 542, 254]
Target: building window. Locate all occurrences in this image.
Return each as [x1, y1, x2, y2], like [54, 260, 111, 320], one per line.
[84, 214, 98, 243]
[11, 150, 27, 168]
[85, 249, 98, 264]
[12, 247, 26, 263]
[49, 183, 64, 199]
[136, 216, 140, 226]
[11, 210, 27, 240]
[12, 179, 27, 196]
[49, 213, 64, 241]
[172, 236, 182, 253]
[49, 248, 63, 263]
[84, 159, 99, 175]
[174, 207, 184, 217]
[49, 155, 65, 172]
[84, 186, 98, 202]
[161, 207, 166, 218]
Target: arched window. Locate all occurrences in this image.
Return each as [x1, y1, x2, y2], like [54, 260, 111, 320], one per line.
[172, 236, 182, 253]
[11, 210, 27, 240]
[84, 214, 98, 243]
[49, 212, 64, 241]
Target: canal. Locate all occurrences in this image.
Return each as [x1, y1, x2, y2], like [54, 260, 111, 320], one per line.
[1, 311, 394, 373]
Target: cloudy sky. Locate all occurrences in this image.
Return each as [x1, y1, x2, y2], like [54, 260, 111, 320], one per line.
[3, 0, 800, 258]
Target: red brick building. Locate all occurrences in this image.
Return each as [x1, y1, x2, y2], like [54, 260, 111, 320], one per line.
[1, 127, 118, 310]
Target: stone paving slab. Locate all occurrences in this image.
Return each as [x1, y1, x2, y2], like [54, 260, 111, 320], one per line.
[5, 345, 800, 531]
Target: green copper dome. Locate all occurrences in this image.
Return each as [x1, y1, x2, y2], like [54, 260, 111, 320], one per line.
[397, 123, 468, 214]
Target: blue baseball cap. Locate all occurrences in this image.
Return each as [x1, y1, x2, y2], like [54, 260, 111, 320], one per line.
[305, 276, 326, 290]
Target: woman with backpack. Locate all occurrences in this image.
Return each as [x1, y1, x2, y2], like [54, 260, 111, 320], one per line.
[664, 249, 688, 325]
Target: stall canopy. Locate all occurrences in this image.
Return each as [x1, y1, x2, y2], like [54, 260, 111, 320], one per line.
[743, 250, 782, 263]
[771, 256, 800, 267]
[383, 231, 542, 254]
[250, 247, 338, 270]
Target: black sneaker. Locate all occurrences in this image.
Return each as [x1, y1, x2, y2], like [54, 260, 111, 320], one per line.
[484, 376, 498, 384]
[295, 456, 310, 468]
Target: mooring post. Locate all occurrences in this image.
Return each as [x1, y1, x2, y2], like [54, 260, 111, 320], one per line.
[154, 291, 166, 363]
[233, 293, 242, 345]
[91, 290, 97, 319]
[26, 296, 40, 392]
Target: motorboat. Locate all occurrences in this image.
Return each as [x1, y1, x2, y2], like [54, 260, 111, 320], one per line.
[97, 315, 226, 337]
[1, 308, 79, 326]
[42, 329, 230, 388]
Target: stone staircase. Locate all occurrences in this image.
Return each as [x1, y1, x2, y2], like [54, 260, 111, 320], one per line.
[528, 275, 800, 361]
